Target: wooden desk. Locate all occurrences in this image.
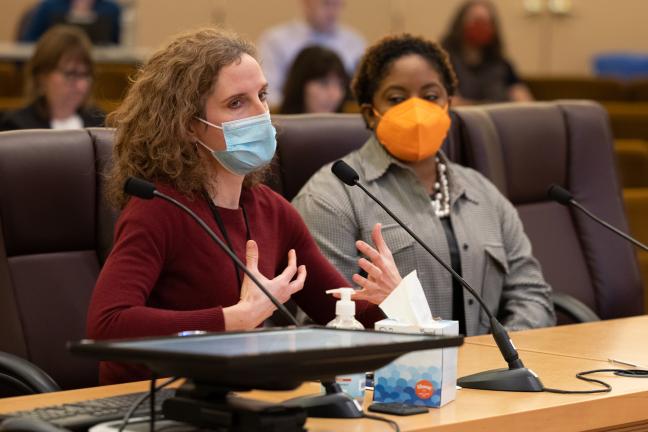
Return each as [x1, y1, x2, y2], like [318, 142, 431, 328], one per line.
[1, 319, 648, 431]
[468, 315, 648, 366]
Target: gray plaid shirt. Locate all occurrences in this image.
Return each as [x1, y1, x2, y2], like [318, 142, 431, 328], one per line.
[293, 135, 556, 335]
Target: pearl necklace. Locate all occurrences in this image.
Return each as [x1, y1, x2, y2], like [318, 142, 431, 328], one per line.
[431, 157, 450, 218]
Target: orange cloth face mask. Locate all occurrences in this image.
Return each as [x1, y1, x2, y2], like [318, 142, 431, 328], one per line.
[374, 97, 451, 162]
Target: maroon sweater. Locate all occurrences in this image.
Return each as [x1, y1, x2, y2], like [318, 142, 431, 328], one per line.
[87, 183, 383, 384]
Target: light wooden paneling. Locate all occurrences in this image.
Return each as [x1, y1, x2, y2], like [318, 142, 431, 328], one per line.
[2, 1, 648, 75]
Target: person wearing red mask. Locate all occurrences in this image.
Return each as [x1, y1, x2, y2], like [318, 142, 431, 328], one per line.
[293, 34, 555, 337]
[441, 0, 533, 104]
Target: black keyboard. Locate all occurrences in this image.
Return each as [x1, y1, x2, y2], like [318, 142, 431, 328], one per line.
[0, 388, 175, 431]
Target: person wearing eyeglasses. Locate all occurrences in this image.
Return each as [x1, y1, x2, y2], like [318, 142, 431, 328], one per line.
[0, 25, 104, 131]
[19, 0, 122, 45]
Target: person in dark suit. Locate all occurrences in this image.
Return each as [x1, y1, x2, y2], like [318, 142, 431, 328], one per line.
[19, 0, 121, 45]
[0, 25, 104, 132]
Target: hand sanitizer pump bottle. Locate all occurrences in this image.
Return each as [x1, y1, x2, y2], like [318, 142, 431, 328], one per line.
[325, 288, 365, 402]
[326, 288, 364, 329]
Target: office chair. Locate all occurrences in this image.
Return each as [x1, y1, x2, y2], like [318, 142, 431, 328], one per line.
[455, 100, 643, 322]
[0, 351, 59, 397]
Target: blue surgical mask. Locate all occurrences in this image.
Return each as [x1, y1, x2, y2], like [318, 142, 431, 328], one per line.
[194, 112, 277, 175]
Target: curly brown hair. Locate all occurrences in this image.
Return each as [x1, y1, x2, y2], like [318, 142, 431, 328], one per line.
[106, 27, 267, 208]
[352, 34, 458, 111]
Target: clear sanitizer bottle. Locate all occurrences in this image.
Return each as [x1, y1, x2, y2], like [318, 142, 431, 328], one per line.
[325, 288, 366, 402]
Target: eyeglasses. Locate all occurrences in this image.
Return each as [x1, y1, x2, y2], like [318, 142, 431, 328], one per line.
[57, 69, 93, 82]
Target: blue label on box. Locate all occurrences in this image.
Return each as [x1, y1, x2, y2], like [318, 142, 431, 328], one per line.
[373, 362, 443, 407]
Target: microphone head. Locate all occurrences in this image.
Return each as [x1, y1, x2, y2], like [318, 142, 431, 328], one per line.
[547, 184, 573, 205]
[124, 177, 156, 200]
[331, 160, 359, 186]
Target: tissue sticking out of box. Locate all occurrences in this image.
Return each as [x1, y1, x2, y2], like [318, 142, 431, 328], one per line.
[374, 272, 458, 407]
[379, 270, 434, 327]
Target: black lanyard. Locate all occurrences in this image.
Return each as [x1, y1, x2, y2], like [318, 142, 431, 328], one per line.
[204, 193, 251, 288]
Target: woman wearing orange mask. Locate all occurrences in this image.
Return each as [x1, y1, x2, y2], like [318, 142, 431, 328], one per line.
[294, 34, 555, 336]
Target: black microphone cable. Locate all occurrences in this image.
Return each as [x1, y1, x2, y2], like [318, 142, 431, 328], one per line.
[543, 371, 612, 394]
[544, 367, 648, 394]
[117, 375, 180, 432]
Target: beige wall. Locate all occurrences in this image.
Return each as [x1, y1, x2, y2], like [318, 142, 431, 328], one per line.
[547, 0, 648, 74]
[2, 0, 648, 76]
[0, 1, 40, 41]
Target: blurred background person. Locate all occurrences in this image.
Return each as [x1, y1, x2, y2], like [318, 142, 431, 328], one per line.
[19, 0, 122, 45]
[258, 0, 364, 107]
[279, 45, 349, 114]
[441, 0, 533, 104]
[0, 25, 104, 131]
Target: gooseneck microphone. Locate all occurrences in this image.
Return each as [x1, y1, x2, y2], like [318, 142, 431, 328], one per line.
[124, 178, 369, 418]
[123, 177, 300, 326]
[332, 160, 543, 392]
[548, 184, 648, 252]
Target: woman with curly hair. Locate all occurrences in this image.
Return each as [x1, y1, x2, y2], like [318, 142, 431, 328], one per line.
[294, 34, 555, 337]
[87, 27, 397, 385]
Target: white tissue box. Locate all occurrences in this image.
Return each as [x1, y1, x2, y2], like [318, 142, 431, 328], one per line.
[373, 319, 458, 407]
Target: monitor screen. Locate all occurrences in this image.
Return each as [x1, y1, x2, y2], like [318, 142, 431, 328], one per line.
[99, 328, 444, 356]
[70, 326, 462, 390]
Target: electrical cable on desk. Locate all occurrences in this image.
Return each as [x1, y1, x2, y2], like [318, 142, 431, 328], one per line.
[543, 368, 648, 394]
[363, 413, 401, 432]
[118, 376, 180, 432]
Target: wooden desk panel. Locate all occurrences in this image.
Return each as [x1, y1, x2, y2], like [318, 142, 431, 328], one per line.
[468, 315, 648, 366]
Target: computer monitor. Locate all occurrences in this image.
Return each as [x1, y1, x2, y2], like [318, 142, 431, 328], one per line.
[70, 326, 463, 390]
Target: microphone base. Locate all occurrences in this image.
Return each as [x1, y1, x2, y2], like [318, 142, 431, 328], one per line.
[458, 367, 544, 392]
[284, 392, 363, 418]
[283, 381, 363, 418]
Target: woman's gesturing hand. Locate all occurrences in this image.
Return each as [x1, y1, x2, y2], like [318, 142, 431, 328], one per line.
[351, 223, 402, 305]
[224, 240, 306, 330]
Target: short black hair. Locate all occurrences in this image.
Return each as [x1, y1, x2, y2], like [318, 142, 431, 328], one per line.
[279, 45, 349, 114]
[352, 34, 458, 106]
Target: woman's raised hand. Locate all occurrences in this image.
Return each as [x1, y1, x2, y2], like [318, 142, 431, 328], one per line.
[225, 240, 306, 330]
[351, 223, 402, 304]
